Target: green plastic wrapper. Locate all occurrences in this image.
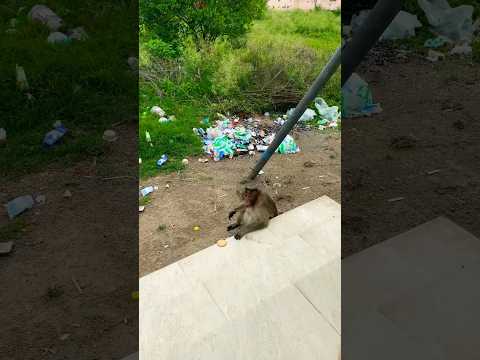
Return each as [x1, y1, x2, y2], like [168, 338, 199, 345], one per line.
[276, 135, 300, 154]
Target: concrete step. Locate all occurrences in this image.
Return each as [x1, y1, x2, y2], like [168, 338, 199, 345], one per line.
[343, 217, 480, 360]
[140, 196, 340, 360]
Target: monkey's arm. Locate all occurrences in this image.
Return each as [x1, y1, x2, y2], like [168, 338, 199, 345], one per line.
[228, 204, 246, 219]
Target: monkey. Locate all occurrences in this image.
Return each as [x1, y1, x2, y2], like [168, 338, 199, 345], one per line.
[227, 183, 278, 240]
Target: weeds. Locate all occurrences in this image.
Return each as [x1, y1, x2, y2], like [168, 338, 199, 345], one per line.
[139, 9, 340, 178]
[0, 0, 137, 177]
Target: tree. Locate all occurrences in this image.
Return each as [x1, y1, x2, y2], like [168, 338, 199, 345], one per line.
[140, 0, 267, 49]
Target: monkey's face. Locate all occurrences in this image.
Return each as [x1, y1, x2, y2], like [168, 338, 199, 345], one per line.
[244, 189, 258, 206]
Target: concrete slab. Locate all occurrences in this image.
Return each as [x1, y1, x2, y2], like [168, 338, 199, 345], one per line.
[343, 217, 480, 360]
[296, 258, 341, 334]
[188, 285, 340, 360]
[140, 196, 340, 360]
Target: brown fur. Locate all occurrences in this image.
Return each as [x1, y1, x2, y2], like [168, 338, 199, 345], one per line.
[227, 186, 278, 239]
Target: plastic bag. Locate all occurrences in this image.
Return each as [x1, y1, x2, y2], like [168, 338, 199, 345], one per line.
[287, 108, 316, 122]
[351, 10, 422, 40]
[28, 5, 63, 31]
[47, 32, 70, 44]
[212, 136, 235, 161]
[315, 98, 340, 123]
[342, 73, 382, 118]
[381, 11, 422, 40]
[276, 135, 300, 154]
[417, 0, 474, 42]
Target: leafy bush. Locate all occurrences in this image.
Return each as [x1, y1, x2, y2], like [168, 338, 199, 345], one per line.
[140, 0, 267, 50]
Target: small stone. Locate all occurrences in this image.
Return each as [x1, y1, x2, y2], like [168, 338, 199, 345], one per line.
[63, 190, 72, 198]
[139, 206, 145, 213]
[193, 226, 200, 231]
[182, 159, 189, 165]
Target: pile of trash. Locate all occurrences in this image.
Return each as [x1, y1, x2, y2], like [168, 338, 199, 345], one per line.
[343, 0, 479, 61]
[193, 115, 289, 161]
[191, 97, 339, 162]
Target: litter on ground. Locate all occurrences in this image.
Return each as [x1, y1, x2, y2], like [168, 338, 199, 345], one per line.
[342, 73, 382, 117]
[5, 195, 34, 219]
[0, 241, 14, 255]
[156, 154, 168, 167]
[43, 122, 67, 147]
[426, 49, 446, 62]
[191, 102, 341, 161]
[140, 186, 154, 197]
[28, 5, 63, 31]
[103, 130, 118, 142]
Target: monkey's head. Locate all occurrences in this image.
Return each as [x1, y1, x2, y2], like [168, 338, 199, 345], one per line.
[243, 183, 259, 206]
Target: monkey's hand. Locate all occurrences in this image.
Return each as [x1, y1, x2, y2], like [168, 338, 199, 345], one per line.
[228, 210, 236, 220]
[227, 224, 239, 232]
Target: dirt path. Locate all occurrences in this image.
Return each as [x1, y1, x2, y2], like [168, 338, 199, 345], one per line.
[0, 122, 138, 359]
[140, 130, 340, 277]
[343, 53, 480, 256]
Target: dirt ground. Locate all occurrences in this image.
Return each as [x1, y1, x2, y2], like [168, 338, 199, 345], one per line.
[342, 49, 480, 256]
[0, 122, 138, 359]
[139, 129, 340, 277]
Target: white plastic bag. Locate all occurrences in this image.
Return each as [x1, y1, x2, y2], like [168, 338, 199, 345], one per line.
[28, 5, 63, 31]
[351, 9, 422, 40]
[315, 98, 340, 123]
[47, 32, 70, 44]
[417, 0, 474, 42]
[342, 73, 382, 118]
[381, 11, 422, 40]
[287, 108, 316, 122]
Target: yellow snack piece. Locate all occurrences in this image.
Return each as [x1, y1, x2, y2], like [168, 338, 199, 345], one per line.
[217, 239, 227, 247]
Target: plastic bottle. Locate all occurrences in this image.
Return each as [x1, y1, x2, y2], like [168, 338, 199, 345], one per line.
[156, 154, 168, 167]
[43, 122, 67, 147]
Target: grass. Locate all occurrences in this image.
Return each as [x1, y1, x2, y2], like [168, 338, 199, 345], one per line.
[0, 0, 137, 178]
[139, 8, 341, 178]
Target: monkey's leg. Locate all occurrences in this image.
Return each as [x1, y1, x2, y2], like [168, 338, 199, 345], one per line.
[235, 222, 267, 239]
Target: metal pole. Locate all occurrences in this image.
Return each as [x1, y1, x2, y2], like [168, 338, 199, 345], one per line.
[246, 45, 342, 182]
[342, 0, 403, 86]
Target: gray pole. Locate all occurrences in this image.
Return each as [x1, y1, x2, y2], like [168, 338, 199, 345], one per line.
[342, 0, 403, 86]
[246, 45, 342, 182]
